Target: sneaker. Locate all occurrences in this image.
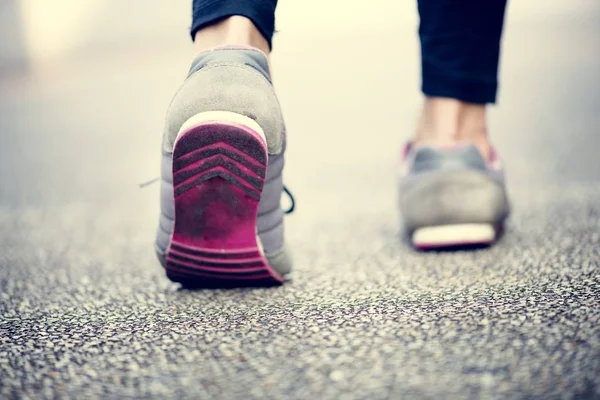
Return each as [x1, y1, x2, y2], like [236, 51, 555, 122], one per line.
[399, 142, 510, 249]
[154, 46, 292, 287]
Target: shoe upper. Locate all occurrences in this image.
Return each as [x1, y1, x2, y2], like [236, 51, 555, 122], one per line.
[401, 142, 505, 184]
[398, 142, 510, 230]
[162, 47, 285, 156]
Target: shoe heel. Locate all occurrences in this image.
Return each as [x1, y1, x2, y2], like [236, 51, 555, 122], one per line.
[165, 111, 284, 287]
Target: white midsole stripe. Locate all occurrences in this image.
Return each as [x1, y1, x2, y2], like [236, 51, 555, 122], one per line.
[413, 223, 495, 245]
[176, 111, 266, 145]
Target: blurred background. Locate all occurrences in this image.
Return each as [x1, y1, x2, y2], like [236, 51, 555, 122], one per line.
[1, 0, 599, 207]
[1, 1, 599, 398]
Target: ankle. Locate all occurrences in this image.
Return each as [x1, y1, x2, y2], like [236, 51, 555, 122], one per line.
[415, 97, 491, 158]
[193, 16, 270, 56]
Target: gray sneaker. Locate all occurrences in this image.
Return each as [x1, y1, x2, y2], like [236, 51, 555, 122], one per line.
[154, 46, 292, 287]
[399, 142, 510, 249]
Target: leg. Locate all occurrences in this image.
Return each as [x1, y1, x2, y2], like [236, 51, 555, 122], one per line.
[416, 0, 508, 158]
[399, 0, 510, 249]
[191, 0, 278, 55]
[155, 0, 292, 287]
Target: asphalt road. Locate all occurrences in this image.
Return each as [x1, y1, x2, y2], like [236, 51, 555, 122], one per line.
[1, 2, 599, 399]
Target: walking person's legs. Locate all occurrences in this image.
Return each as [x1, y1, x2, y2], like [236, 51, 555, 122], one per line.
[155, 1, 292, 287]
[399, 0, 511, 249]
[154, 0, 513, 287]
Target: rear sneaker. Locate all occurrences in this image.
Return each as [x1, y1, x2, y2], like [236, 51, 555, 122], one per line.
[154, 47, 292, 287]
[398, 143, 510, 249]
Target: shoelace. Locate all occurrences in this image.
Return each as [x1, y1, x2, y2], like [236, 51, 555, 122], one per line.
[139, 178, 295, 214]
[282, 186, 295, 214]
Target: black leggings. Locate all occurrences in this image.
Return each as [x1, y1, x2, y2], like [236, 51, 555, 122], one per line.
[191, 0, 508, 104]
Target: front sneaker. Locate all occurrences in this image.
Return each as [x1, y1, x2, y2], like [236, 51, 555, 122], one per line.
[155, 47, 292, 286]
[399, 143, 510, 249]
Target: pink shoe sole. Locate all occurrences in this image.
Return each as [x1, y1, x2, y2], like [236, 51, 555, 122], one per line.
[165, 121, 284, 287]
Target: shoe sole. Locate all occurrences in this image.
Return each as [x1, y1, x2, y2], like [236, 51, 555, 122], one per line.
[412, 223, 498, 250]
[165, 111, 284, 287]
